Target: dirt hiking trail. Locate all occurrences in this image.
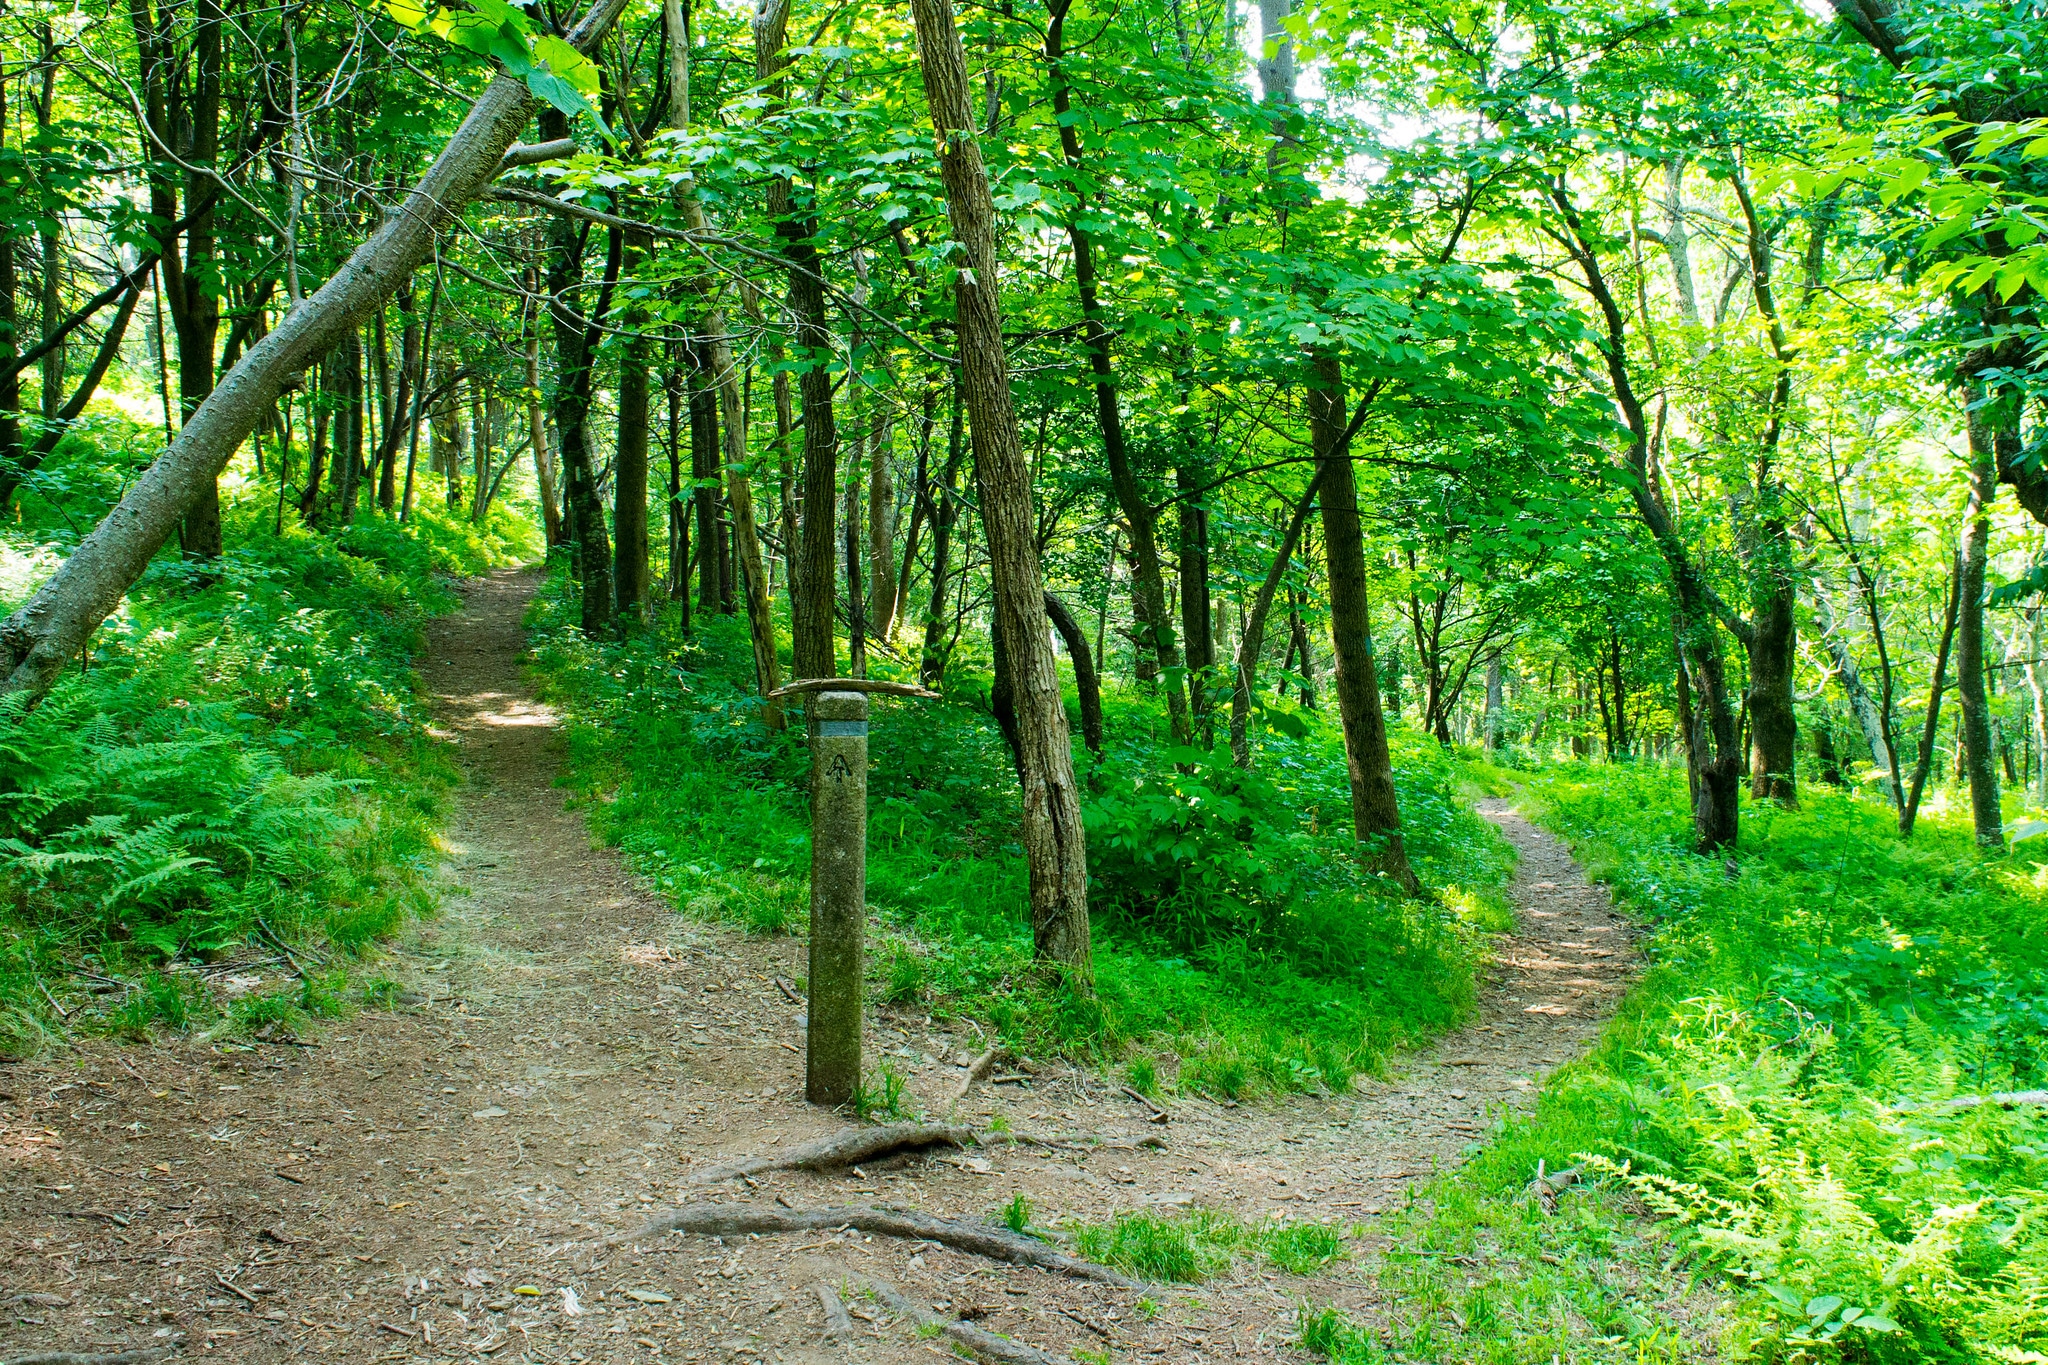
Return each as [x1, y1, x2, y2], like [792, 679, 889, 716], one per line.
[0, 568, 1639, 1363]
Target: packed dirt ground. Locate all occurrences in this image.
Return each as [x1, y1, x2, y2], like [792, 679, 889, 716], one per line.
[1, 569, 1638, 1363]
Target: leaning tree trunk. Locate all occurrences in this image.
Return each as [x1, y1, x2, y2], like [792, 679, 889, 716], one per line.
[911, 0, 1092, 982]
[0, 0, 631, 700]
[1960, 396, 2006, 848]
[1229, 469, 1321, 768]
[1552, 181, 1741, 853]
[1041, 0, 1188, 741]
[1045, 591, 1103, 755]
[1310, 350, 1420, 896]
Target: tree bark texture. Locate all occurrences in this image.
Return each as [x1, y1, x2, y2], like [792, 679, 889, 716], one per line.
[912, 0, 1092, 981]
[1310, 351, 1420, 895]
[1960, 398, 2006, 848]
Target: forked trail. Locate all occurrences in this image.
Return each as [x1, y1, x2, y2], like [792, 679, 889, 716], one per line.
[0, 568, 1637, 1363]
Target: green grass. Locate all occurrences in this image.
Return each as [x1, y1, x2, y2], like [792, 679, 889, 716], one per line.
[0, 430, 537, 1053]
[1358, 764, 2048, 1365]
[525, 571, 1517, 1099]
[1064, 1206, 1351, 1282]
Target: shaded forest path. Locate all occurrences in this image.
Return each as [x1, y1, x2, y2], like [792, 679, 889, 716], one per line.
[0, 568, 1638, 1363]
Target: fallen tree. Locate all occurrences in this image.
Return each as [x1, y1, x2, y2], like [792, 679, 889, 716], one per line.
[0, 0, 631, 701]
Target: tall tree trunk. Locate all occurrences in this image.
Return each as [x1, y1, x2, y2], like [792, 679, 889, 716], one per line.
[133, 0, 226, 559]
[920, 379, 966, 686]
[869, 414, 899, 641]
[1311, 351, 1420, 894]
[1903, 553, 1962, 837]
[298, 363, 329, 523]
[374, 285, 419, 514]
[614, 235, 652, 621]
[665, 368, 689, 618]
[690, 345, 719, 615]
[0, 78, 20, 500]
[1959, 398, 2006, 847]
[2029, 606, 2048, 807]
[842, 441, 867, 677]
[756, 0, 838, 680]
[1817, 588, 1903, 806]
[541, 111, 616, 636]
[336, 331, 365, 524]
[659, 5, 780, 714]
[1483, 655, 1504, 749]
[526, 309, 563, 546]
[1042, 0, 1187, 740]
[1229, 470, 1320, 767]
[0, 2, 632, 699]
[1178, 464, 1214, 742]
[912, 0, 1092, 980]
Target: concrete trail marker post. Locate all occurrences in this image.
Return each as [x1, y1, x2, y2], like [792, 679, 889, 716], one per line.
[768, 677, 940, 1108]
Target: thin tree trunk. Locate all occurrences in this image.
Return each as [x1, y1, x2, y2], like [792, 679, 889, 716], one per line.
[1178, 463, 1214, 742]
[526, 307, 563, 546]
[1903, 553, 1963, 838]
[665, 368, 689, 618]
[1484, 655, 1504, 749]
[869, 414, 898, 641]
[911, 0, 1092, 980]
[843, 444, 867, 677]
[919, 379, 967, 686]
[1553, 182, 1741, 852]
[1311, 351, 1419, 894]
[690, 345, 719, 615]
[614, 232, 652, 620]
[756, 0, 838, 681]
[1229, 469, 1321, 767]
[1959, 398, 2005, 847]
[545, 144, 616, 635]
[1045, 591, 1102, 754]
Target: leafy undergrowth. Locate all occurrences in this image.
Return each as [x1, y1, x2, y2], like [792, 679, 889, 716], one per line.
[0, 458, 537, 1054]
[1311, 766, 2048, 1365]
[526, 571, 1514, 1100]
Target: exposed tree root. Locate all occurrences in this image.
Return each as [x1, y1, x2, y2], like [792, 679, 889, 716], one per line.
[812, 1281, 852, 1340]
[849, 1271, 1064, 1365]
[3, 1351, 176, 1365]
[948, 1045, 1002, 1103]
[686, 1123, 973, 1186]
[608, 1201, 1138, 1285]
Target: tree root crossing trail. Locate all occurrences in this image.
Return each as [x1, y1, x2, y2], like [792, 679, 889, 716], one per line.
[0, 570, 1638, 1363]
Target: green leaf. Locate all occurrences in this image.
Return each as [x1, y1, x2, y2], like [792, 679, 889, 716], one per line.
[1805, 1296, 1844, 1322]
[386, 0, 432, 30]
[532, 33, 600, 99]
[1851, 1315, 1899, 1333]
[1879, 159, 1930, 205]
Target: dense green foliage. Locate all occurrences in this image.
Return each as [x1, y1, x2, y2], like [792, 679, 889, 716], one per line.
[527, 570, 1514, 1096]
